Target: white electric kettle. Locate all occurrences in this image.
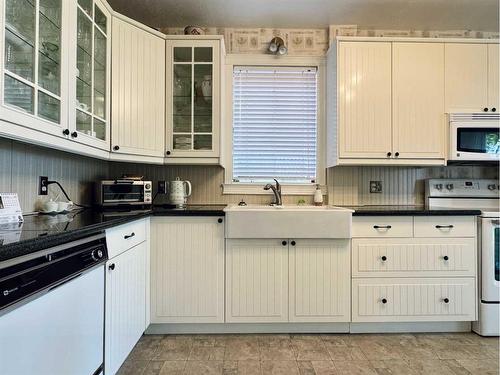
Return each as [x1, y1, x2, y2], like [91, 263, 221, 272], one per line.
[168, 177, 192, 208]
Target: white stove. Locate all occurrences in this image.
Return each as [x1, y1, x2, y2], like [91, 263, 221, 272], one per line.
[426, 178, 499, 336]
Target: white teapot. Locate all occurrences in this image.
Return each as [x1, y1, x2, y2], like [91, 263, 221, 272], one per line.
[168, 177, 192, 208]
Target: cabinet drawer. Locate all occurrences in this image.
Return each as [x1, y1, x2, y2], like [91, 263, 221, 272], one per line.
[106, 219, 147, 259]
[352, 277, 476, 322]
[352, 238, 476, 277]
[414, 216, 476, 237]
[353, 216, 413, 238]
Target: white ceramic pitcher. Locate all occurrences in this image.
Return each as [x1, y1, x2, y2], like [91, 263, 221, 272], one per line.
[168, 177, 192, 208]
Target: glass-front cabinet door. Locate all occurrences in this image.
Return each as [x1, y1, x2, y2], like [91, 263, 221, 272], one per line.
[71, 0, 110, 149]
[1, 0, 67, 134]
[166, 39, 220, 159]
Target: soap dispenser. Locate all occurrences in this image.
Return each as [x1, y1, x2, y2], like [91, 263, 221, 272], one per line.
[313, 184, 323, 206]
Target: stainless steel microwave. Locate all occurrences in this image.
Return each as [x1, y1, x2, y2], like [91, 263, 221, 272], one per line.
[449, 113, 500, 161]
[96, 180, 152, 206]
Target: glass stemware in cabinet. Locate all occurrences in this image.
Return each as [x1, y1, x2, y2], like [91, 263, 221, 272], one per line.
[4, 0, 36, 81]
[38, 0, 61, 95]
[93, 27, 106, 120]
[4, 74, 33, 113]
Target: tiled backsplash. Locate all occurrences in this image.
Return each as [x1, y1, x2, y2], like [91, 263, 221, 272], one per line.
[0, 138, 497, 212]
[0, 138, 108, 213]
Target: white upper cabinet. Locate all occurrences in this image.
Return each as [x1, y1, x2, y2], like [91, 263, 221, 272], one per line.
[488, 44, 499, 111]
[392, 42, 445, 159]
[165, 37, 222, 163]
[68, 0, 111, 150]
[337, 41, 392, 159]
[110, 15, 165, 161]
[0, 0, 69, 136]
[445, 43, 489, 113]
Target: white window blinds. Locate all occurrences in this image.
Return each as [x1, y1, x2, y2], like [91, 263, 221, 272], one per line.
[232, 66, 318, 184]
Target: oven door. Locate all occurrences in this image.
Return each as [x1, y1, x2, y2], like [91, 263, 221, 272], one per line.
[449, 122, 500, 161]
[481, 217, 500, 302]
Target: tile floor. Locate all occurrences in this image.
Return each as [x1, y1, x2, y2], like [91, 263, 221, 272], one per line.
[118, 332, 499, 375]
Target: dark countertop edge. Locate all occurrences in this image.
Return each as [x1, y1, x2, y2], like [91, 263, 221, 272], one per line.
[0, 212, 152, 263]
[0, 208, 226, 264]
[351, 209, 482, 216]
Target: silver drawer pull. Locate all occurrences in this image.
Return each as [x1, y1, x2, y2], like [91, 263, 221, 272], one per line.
[374, 225, 392, 229]
[124, 232, 135, 239]
[435, 225, 454, 229]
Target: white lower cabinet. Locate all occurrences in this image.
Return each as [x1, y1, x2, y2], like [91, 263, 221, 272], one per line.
[352, 237, 476, 278]
[351, 215, 477, 324]
[352, 278, 476, 322]
[225, 239, 289, 323]
[225, 238, 351, 323]
[289, 239, 351, 322]
[151, 217, 225, 323]
[105, 241, 147, 375]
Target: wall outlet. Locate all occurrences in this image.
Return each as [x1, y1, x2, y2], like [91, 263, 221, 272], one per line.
[369, 181, 383, 193]
[39, 176, 49, 195]
[157, 180, 167, 194]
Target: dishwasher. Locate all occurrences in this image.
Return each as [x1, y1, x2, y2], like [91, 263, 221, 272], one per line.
[0, 234, 108, 375]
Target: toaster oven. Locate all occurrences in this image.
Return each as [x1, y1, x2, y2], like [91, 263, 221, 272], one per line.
[96, 180, 152, 206]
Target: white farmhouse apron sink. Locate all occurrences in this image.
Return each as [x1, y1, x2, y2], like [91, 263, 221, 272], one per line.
[224, 205, 353, 239]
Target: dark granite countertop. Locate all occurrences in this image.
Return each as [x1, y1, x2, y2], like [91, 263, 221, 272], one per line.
[0, 205, 226, 264]
[348, 205, 482, 216]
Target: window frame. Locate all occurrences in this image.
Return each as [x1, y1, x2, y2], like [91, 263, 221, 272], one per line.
[222, 54, 326, 195]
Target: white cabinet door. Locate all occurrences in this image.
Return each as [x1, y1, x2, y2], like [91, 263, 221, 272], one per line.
[151, 216, 224, 323]
[105, 242, 147, 375]
[488, 44, 499, 110]
[289, 239, 350, 322]
[111, 16, 165, 158]
[69, 0, 112, 151]
[226, 239, 288, 322]
[352, 277, 476, 322]
[0, 0, 69, 137]
[165, 38, 221, 160]
[338, 42, 392, 158]
[392, 43, 445, 159]
[445, 43, 488, 112]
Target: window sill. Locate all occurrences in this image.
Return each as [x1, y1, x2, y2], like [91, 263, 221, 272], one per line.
[222, 183, 327, 196]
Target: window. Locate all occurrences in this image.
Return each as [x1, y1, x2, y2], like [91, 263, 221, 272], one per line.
[232, 66, 318, 184]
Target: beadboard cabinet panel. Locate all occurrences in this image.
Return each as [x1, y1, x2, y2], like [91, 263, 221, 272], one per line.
[352, 277, 476, 322]
[226, 239, 288, 323]
[151, 217, 224, 323]
[488, 44, 499, 110]
[392, 43, 445, 159]
[338, 42, 392, 158]
[445, 43, 488, 112]
[111, 16, 165, 158]
[352, 238, 476, 278]
[289, 239, 351, 322]
[105, 242, 147, 375]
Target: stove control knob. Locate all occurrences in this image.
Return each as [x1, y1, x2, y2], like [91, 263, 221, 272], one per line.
[446, 184, 454, 191]
[488, 184, 497, 191]
[434, 184, 443, 191]
[91, 249, 104, 261]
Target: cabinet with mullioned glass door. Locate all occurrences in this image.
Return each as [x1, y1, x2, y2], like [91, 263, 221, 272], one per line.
[68, 0, 111, 150]
[0, 0, 69, 136]
[165, 37, 222, 161]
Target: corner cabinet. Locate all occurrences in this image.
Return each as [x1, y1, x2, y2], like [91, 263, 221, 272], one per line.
[151, 216, 225, 323]
[110, 14, 165, 162]
[165, 37, 223, 164]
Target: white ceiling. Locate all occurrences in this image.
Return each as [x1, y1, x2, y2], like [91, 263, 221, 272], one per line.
[107, 0, 499, 31]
